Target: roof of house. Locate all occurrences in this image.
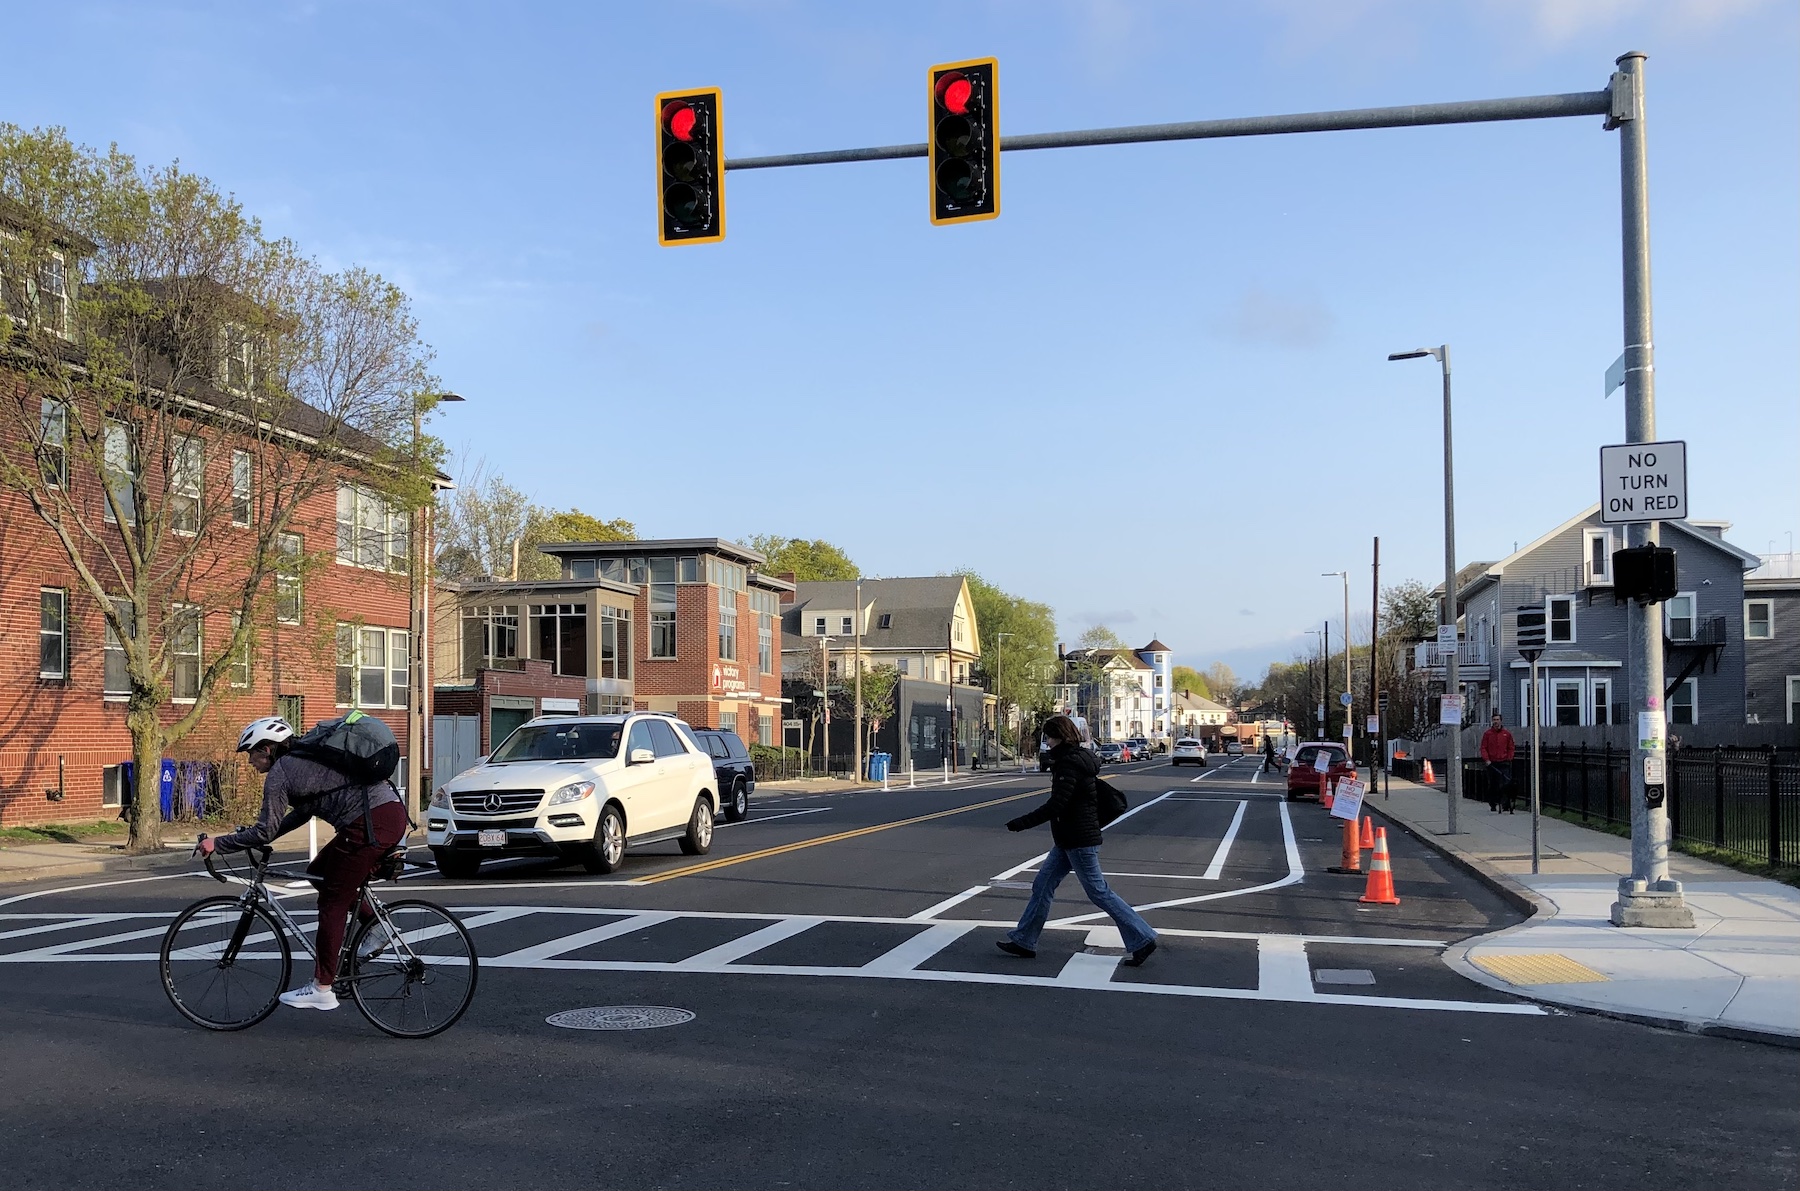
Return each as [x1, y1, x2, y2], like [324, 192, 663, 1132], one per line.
[1065, 647, 1151, 670]
[442, 576, 638, 599]
[1172, 690, 1229, 712]
[1746, 553, 1799, 590]
[535, 537, 773, 572]
[1139, 639, 1171, 654]
[1457, 505, 1762, 601]
[782, 576, 976, 654]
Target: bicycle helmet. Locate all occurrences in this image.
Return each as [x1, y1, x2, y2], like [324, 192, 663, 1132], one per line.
[237, 716, 295, 753]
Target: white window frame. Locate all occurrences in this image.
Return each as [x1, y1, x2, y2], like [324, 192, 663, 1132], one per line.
[102, 420, 139, 526]
[334, 621, 409, 709]
[1547, 595, 1575, 644]
[1592, 677, 1612, 725]
[219, 324, 255, 394]
[171, 603, 202, 704]
[276, 533, 303, 624]
[1519, 677, 1544, 727]
[1788, 676, 1800, 725]
[230, 450, 252, 526]
[1669, 677, 1698, 725]
[170, 434, 203, 535]
[1745, 599, 1772, 641]
[36, 251, 69, 337]
[1584, 528, 1614, 587]
[40, 399, 67, 489]
[39, 587, 67, 680]
[335, 483, 405, 571]
[104, 597, 135, 699]
[1666, 592, 1696, 642]
[1551, 678, 1584, 727]
[228, 611, 251, 689]
[840, 615, 853, 636]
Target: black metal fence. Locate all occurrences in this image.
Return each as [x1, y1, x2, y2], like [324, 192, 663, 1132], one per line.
[1461, 744, 1800, 869]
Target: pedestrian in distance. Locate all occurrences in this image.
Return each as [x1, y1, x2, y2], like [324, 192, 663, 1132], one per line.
[1480, 711, 1517, 813]
[1262, 736, 1279, 773]
[997, 714, 1158, 967]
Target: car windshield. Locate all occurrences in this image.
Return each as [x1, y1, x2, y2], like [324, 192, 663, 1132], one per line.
[489, 722, 624, 763]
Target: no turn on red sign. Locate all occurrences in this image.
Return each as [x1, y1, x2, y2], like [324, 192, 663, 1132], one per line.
[1600, 439, 1687, 524]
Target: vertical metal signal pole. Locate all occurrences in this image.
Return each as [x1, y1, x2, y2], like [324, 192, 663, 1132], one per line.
[1610, 52, 1691, 926]
[1371, 537, 1381, 789]
[1530, 652, 1542, 874]
[854, 578, 864, 784]
[1440, 347, 1462, 835]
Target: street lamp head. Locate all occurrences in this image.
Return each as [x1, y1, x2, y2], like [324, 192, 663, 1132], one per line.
[1388, 347, 1444, 364]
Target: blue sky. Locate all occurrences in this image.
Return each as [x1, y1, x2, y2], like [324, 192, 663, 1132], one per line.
[9, 1, 1795, 679]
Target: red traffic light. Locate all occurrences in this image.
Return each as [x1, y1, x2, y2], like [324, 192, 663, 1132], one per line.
[936, 71, 972, 115]
[663, 101, 697, 142]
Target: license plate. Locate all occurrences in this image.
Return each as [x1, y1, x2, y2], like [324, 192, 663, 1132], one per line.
[478, 829, 506, 848]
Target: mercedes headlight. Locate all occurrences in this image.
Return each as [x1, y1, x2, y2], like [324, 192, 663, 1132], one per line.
[548, 781, 596, 806]
[429, 787, 450, 809]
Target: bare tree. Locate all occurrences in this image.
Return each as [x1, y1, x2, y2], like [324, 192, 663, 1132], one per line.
[0, 127, 438, 851]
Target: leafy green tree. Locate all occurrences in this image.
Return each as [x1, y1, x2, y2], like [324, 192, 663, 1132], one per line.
[956, 570, 1058, 754]
[1172, 665, 1210, 698]
[747, 534, 857, 581]
[1203, 662, 1240, 707]
[519, 507, 634, 579]
[1078, 624, 1125, 650]
[0, 125, 438, 852]
[436, 456, 634, 581]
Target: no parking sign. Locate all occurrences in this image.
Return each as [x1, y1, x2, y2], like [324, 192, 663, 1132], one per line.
[1330, 777, 1366, 821]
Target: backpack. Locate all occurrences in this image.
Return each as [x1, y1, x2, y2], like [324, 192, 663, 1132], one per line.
[1095, 775, 1129, 827]
[288, 710, 400, 785]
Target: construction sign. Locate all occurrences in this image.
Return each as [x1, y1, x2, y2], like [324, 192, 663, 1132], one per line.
[1330, 777, 1366, 822]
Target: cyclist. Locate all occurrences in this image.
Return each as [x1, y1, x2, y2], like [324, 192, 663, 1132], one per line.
[198, 717, 408, 1011]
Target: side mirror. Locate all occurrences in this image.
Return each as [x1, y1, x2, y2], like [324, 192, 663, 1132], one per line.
[628, 747, 655, 766]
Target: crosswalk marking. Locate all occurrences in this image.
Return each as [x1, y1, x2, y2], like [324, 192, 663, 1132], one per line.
[490, 911, 673, 964]
[863, 923, 972, 973]
[672, 916, 822, 969]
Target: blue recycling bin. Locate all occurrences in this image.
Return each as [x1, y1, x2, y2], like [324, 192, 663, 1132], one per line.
[867, 752, 890, 781]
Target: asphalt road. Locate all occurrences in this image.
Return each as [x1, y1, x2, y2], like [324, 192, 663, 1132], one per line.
[2, 755, 1795, 1190]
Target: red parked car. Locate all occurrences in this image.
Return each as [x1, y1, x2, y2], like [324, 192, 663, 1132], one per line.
[1286, 742, 1354, 802]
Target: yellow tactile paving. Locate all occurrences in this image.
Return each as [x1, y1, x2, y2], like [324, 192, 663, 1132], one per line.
[1473, 952, 1611, 986]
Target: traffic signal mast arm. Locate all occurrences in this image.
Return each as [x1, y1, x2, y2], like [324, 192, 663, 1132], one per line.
[722, 88, 1611, 173]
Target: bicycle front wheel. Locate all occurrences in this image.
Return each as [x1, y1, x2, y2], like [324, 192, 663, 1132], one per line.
[349, 899, 478, 1039]
[160, 896, 291, 1031]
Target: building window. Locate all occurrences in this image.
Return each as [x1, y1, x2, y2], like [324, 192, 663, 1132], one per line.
[567, 559, 597, 580]
[878, 613, 892, 629]
[461, 604, 520, 674]
[721, 711, 738, 734]
[758, 613, 773, 675]
[1745, 600, 1772, 640]
[813, 616, 826, 637]
[1788, 676, 1800, 725]
[1585, 528, 1614, 586]
[275, 533, 302, 624]
[336, 625, 356, 705]
[1548, 596, 1574, 643]
[1593, 678, 1612, 725]
[102, 420, 139, 525]
[37, 253, 68, 334]
[39, 588, 67, 679]
[649, 558, 677, 658]
[231, 450, 252, 525]
[600, 605, 631, 679]
[897, 658, 909, 675]
[389, 628, 410, 709]
[40, 400, 67, 488]
[229, 612, 251, 689]
[335, 624, 406, 708]
[531, 603, 589, 677]
[758, 715, 774, 747]
[1670, 678, 1697, 725]
[1553, 679, 1583, 726]
[953, 616, 966, 644]
[360, 627, 387, 707]
[1666, 593, 1695, 642]
[276, 694, 304, 731]
[102, 764, 126, 809]
[171, 604, 202, 703]
[219, 325, 255, 393]
[840, 615, 853, 636]
[720, 588, 738, 661]
[104, 598, 135, 697]
[170, 434, 203, 535]
[336, 484, 406, 570]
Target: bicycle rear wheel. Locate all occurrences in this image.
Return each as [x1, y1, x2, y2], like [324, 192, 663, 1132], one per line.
[160, 896, 290, 1031]
[348, 899, 478, 1038]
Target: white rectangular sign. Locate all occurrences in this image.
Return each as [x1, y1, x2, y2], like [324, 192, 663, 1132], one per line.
[1440, 693, 1464, 726]
[1600, 439, 1687, 524]
[1331, 778, 1366, 821]
[1436, 624, 1458, 656]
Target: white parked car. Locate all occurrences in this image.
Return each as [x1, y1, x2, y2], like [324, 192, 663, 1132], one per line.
[1170, 738, 1207, 767]
[1224, 740, 1244, 756]
[426, 714, 717, 879]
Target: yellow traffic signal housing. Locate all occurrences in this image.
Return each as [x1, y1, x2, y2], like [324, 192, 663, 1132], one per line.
[928, 58, 998, 225]
[656, 87, 724, 245]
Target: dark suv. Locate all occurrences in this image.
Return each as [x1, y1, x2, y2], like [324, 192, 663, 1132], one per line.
[693, 728, 756, 821]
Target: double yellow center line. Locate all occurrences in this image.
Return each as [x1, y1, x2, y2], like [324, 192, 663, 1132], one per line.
[639, 789, 1041, 884]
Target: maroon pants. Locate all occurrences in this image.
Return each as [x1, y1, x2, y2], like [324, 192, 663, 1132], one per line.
[305, 801, 408, 985]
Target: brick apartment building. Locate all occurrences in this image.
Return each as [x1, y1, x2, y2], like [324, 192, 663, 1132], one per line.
[431, 538, 788, 776]
[0, 222, 428, 826]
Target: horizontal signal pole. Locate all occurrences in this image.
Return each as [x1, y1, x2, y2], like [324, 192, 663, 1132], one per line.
[723, 89, 1611, 172]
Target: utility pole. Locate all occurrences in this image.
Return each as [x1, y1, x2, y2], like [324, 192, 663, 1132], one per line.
[818, 634, 831, 775]
[1323, 619, 1330, 739]
[854, 578, 863, 783]
[1609, 52, 1692, 927]
[1370, 537, 1382, 788]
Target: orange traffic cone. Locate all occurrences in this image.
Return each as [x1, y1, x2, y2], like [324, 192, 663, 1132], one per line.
[1421, 759, 1436, 785]
[1359, 827, 1401, 905]
[1360, 815, 1376, 850]
[1321, 778, 1335, 811]
[1329, 815, 1363, 874]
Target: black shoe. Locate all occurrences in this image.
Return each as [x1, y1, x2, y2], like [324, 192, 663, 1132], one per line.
[996, 940, 1036, 959]
[1122, 939, 1158, 967]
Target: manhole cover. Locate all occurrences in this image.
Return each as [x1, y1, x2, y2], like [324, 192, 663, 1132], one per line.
[546, 1005, 696, 1031]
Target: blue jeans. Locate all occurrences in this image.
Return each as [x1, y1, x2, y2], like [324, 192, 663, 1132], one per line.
[1007, 845, 1157, 953]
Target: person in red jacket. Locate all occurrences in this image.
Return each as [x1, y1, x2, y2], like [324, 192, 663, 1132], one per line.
[1479, 712, 1517, 813]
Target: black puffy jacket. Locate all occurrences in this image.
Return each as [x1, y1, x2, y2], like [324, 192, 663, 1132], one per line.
[1009, 743, 1103, 849]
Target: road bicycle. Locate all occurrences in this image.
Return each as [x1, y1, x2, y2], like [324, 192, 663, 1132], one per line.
[158, 840, 478, 1038]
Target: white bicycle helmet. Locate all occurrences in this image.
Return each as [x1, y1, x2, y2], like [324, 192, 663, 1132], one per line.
[237, 716, 295, 753]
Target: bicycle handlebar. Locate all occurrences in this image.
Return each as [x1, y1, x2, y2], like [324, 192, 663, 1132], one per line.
[198, 835, 274, 884]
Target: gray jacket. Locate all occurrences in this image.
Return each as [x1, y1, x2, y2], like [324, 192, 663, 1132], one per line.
[212, 754, 400, 853]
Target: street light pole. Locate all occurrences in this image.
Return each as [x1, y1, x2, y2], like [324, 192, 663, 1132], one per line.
[994, 631, 1012, 766]
[409, 391, 463, 830]
[1389, 345, 1462, 834]
[1324, 570, 1350, 753]
[853, 578, 863, 784]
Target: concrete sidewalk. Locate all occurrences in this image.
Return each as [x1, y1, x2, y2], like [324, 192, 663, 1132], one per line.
[0, 823, 328, 886]
[1366, 772, 1800, 1046]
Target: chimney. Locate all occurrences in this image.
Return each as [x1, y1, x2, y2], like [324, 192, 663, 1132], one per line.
[778, 571, 797, 603]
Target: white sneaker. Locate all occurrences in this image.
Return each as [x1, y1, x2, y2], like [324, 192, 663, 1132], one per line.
[279, 983, 339, 1011]
[356, 924, 391, 961]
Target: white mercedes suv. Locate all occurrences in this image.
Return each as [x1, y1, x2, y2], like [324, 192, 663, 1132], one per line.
[426, 713, 717, 879]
